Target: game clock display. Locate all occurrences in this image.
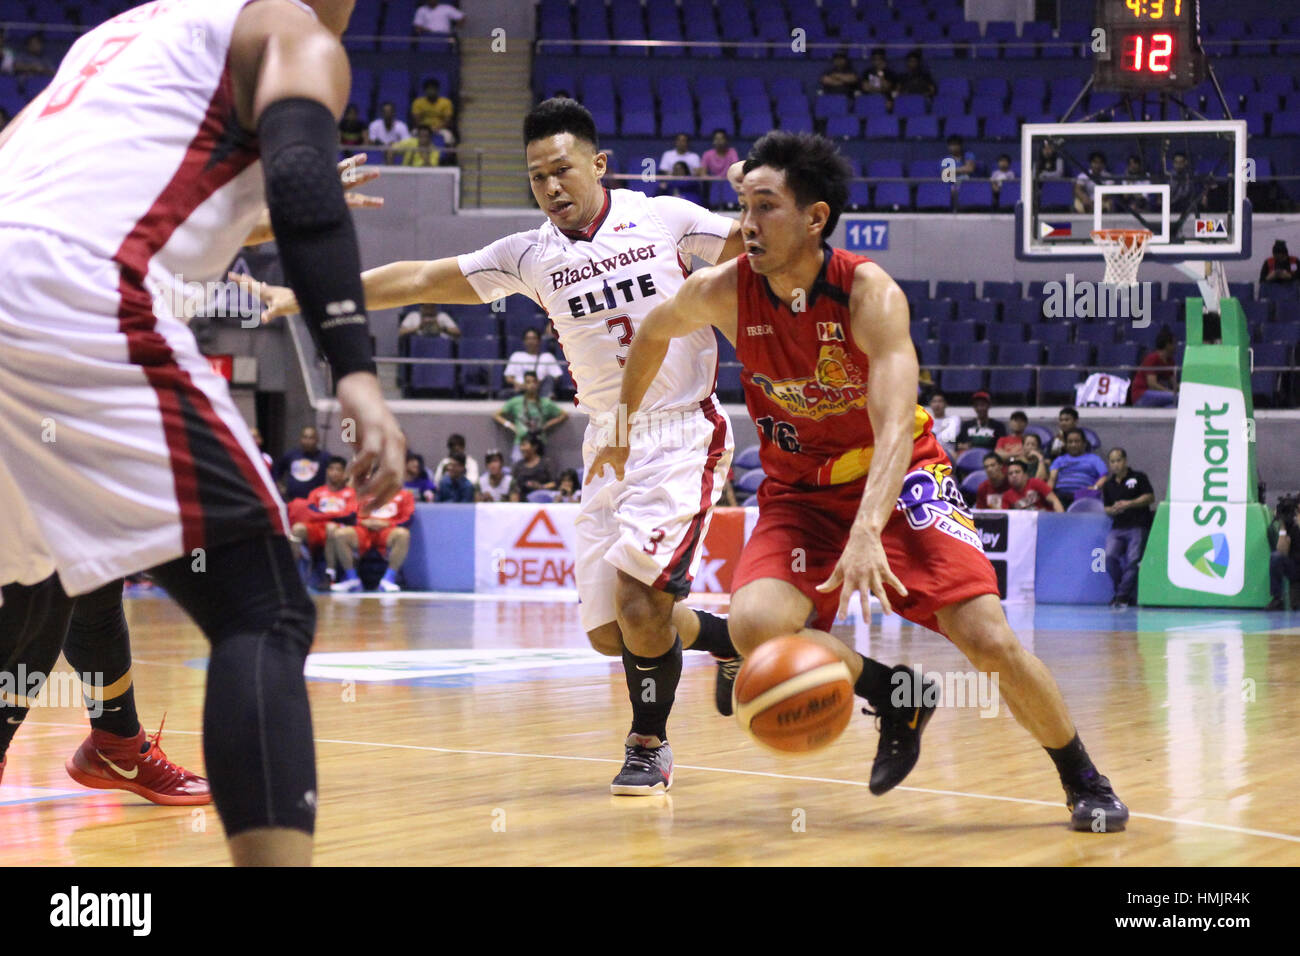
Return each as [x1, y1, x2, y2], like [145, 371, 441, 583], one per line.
[1093, 0, 1206, 91]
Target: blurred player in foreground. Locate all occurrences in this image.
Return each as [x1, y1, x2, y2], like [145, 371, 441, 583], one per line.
[591, 132, 1128, 832]
[0, 0, 405, 864]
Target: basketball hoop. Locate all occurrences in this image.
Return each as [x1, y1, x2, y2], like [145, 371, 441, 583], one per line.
[1091, 228, 1152, 286]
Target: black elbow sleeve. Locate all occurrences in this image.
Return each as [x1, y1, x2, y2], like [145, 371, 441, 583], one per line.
[259, 97, 375, 379]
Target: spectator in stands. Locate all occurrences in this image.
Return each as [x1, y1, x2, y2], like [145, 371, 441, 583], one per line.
[494, 372, 568, 460]
[394, 125, 440, 167]
[399, 302, 461, 340]
[928, 390, 962, 450]
[13, 34, 54, 77]
[508, 434, 556, 500]
[1004, 458, 1064, 511]
[700, 129, 740, 208]
[658, 160, 706, 205]
[1004, 459, 1063, 511]
[995, 410, 1029, 460]
[333, 486, 416, 593]
[275, 425, 331, 501]
[368, 102, 410, 147]
[477, 451, 513, 502]
[943, 135, 976, 181]
[435, 453, 476, 502]
[1260, 239, 1298, 284]
[1130, 328, 1179, 407]
[858, 48, 895, 98]
[433, 433, 480, 484]
[990, 154, 1015, 196]
[339, 103, 366, 151]
[1074, 151, 1113, 214]
[1097, 448, 1155, 608]
[819, 52, 859, 96]
[1167, 150, 1207, 213]
[404, 452, 438, 502]
[1048, 428, 1108, 508]
[894, 50, 936, 98]
[1048, 406, 1080, 457]
[975, 453, 1011, 509]
[659, 133, 701, 175]
[1034, 139, 1064, 180]
[414, 0, 464, 35]
[290, 456, 357, 590]
[504, 328, 562, 395]
[249, 426, 274, 472]
[0, 29, 14, 75]
[956, 390, 1005, 451]
[1268, 494, 1299, 611]
[411, 78, 454, 135]
[555, 469, 582, 503]
[1020, 432, 1050, 481]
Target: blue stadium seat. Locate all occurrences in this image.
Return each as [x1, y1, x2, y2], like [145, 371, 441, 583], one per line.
[1004, 300, 1042, 324]
[1075, 324, 1118, 346]
[962, 300, 1000, 324]
[936, 281, 976, 301]
[735, 469, 766, 494]
[908, 318, 931, 341]
[1037, 368, 1084, 401]
[918, 341, 945, 366]
[1095, 343, 1141, 371]
[734, 445, 761, 470]
[998, 342, 1043, 365]
[896, 279, 931, 301]
[905, 116, 940, 139]
[986, 322, 1026, 345]
[995, 179, 1020, 210]
[866, 159, 903, 179]
[1039, 180, 1074, 210]
[853, 94, 892, 119]
[944, 321, 981, 345]
[1034, 323, 1072, 344]
[964, 342, 994, 365]
[873, 182, 910, 210]
[940, 368, 988, 397]
[931, 94, 967, 118]
[814, 94, 848, 118]
[408, 336, 454, 394]
[915, 299, 956, 321]
[892, 94, 928, 118]
[864, 116, 901, 139]
[1046, 342, 1093, 366]
[983, 115, 1019, 140]
[936, 78, 971, 100]
[827, 116, 862, 139]
[982, 281, 1023, 301]
[956, 181, 994, 209]
[943, 115, 979, 140]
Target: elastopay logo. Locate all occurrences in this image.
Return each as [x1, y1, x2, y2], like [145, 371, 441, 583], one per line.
[1167, 383, 1247, 595]
[1184, 533, 1230, 579]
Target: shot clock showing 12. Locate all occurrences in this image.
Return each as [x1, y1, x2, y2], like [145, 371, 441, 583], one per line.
[1094, 0, 1206, 91]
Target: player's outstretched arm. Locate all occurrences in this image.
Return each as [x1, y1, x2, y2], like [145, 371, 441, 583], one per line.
[817, 262, 916, 617]
[586, 262, 736, 484]
[232, 1, 403, 508]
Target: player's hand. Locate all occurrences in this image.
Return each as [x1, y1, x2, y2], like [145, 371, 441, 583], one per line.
[227, 272, 300, 323]
[335, 371, 406, 510]
[816, 525, 908, 620]
[338, 154, 384, 209]
[585, 444, 629, 486]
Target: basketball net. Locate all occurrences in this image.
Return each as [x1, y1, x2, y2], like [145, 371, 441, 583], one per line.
[1091, 228, 1152, 286]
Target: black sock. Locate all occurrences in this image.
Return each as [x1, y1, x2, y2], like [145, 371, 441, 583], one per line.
[63, 580, 141, 739]
[686, 610, 738, 658]
[89, 686, 142, 740]
[0, 707, 29, 761]
[1045, 733, 1099, 788]
[623, 636, 682, 742]
[853, 655, 895, 711]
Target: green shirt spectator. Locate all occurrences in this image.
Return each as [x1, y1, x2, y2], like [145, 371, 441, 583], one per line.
[493, 372, 567, 458]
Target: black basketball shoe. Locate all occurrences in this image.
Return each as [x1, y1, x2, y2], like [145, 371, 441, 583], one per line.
[610, 734, 674, 795]
[866, 664, 939, 796]
[714, 655, 742, 717]
[1064, 773, 1129, 832]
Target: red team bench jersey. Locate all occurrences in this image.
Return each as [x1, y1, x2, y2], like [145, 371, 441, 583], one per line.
[735, 246, 934, 487]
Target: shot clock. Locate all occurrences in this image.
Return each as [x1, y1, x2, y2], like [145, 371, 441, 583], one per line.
[1093, 0, 1206, 91]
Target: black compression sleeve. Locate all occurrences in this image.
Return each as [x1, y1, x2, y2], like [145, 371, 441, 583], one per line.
[258, 96, 376, 379]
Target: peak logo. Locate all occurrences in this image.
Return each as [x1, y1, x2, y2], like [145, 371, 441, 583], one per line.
[1185, 533, 1229, 579]
[514, 510, 566, 549]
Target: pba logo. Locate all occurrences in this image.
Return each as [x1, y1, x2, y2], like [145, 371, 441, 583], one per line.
[1194, 218, 1228, 238]
[1185, 533, 1230, 579]
[612, 221, 636, 231]
[816, 321, 845, 342]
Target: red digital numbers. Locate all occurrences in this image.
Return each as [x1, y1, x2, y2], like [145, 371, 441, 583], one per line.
[1121, 32, 1174, 73]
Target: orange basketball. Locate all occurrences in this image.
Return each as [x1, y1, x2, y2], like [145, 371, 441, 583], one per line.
[733, 636, 854, 753]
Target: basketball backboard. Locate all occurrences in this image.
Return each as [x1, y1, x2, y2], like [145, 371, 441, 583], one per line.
[1016, 120, 1249, 262]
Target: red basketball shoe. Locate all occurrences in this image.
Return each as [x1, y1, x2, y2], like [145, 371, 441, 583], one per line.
[65, 717, 211, 806]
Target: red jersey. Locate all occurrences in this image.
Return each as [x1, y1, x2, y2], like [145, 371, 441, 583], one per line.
[1002, 477, 1056, 511]
[359, 488, 415, 527]
[305, 484, 358, 522]
[735, 246, 933, 487]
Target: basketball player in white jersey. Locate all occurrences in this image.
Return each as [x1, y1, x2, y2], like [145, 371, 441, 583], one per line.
[241, 99, 747, 794]
[0, 0, 405, 864]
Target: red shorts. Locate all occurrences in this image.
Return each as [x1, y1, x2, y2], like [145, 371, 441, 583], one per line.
[303, 522, 329, 552]
[355, 525, 396, 556]
[732, 445, 999, 635]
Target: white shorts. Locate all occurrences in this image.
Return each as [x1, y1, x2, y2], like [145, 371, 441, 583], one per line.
[0, 227, 286, 598]
[575, 397, 734, 633]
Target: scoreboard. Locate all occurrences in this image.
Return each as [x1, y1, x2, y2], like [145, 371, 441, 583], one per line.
[1093, 0, 1206, 91]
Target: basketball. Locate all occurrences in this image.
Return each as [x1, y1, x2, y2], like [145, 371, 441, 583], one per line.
[733, 636, 855, 753]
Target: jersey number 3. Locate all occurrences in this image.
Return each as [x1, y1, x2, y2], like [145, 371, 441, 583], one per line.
[40, 34, 141, 118]
[606, 315, 633, 367]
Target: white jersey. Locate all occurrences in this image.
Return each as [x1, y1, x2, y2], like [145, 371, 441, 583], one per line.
[457, 189, 734, 416]
[0, 0, 270, 309]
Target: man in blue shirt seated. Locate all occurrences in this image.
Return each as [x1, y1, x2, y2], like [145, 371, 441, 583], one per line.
[1048, 428, 1108, 509]
[274, 425, 331, 502]
[435, 452, 476, 502]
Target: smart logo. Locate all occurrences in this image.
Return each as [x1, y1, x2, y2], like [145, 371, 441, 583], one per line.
[1184, 533, 1229, 579]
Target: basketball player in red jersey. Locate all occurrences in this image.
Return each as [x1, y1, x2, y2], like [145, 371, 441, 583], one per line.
[591, 132, 1128, 831]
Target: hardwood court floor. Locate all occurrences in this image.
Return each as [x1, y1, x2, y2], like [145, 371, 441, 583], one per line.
[3, 591, 1298, 866]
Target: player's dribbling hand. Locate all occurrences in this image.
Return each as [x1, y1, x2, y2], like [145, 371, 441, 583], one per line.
[815, 525, 909, 620]
[335, 371, 406, 510]
[585, 444, 629, 485]
[338, 154, 384, 209]
[227, 272, 299, 323]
